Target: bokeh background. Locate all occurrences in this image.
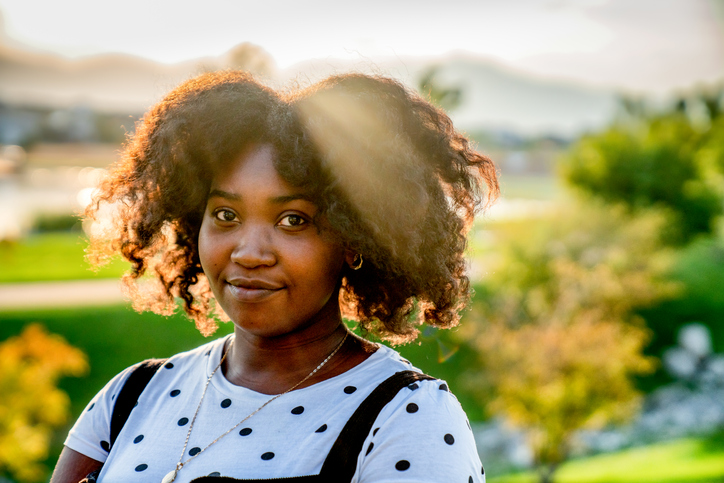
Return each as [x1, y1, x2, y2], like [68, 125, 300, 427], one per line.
[1, 1, 723, 482]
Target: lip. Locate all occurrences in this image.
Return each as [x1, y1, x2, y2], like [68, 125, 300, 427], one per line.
[225, 278, 284, 302]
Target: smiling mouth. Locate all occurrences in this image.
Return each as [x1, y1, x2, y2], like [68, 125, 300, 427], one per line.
[225, 281, 283, 302]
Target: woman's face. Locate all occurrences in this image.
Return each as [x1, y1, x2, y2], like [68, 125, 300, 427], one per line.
[198, 144, 347, 339]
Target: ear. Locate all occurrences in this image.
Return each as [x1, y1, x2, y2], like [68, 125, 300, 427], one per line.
[344, 250, 357, 269]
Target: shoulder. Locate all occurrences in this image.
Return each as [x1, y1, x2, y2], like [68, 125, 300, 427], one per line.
[351, 347, 484, 482]
[64, 336, 229, 461]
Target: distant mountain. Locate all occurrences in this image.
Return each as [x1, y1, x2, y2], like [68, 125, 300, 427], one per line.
[278, 54, 619, 136]
[0, 44, 203, 113]
[433, 56, 618, 136]
[0, 43, 618, 136]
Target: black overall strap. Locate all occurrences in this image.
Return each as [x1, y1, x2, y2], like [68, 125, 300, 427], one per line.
[109, 358, 167, 448]
[318, 370, 436, 482]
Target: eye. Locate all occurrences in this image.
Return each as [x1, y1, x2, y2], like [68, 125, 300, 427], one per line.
[278, 214, 307, 228]
[213, 209, 238, 222]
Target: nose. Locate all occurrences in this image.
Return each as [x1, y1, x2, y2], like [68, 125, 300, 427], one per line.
[229, 223, 277, 268]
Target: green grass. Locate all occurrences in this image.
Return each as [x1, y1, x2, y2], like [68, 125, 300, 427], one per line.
[489, 436, 724, 483]
[0, 304, 234, 478]
[0, 232, 127, 283]
[0, 305, 234, 417]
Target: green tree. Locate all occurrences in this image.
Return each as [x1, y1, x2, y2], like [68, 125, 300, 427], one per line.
[464, 203, 676, 483]
[560, 89, 724, 244]
[418, 65, 462, 112]
[0, 324, 88, 482]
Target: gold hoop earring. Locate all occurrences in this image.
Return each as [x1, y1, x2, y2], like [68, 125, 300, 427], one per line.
[351, 253, 363, 270]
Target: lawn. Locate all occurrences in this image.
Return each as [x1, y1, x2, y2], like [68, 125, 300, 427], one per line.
[0, 232, 127, 283]
[489, 436, 724, 483]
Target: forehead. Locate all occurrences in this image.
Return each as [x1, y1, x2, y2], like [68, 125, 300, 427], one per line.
[211, 145, 283, 190]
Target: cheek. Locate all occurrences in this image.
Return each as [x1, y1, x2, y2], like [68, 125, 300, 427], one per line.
[198, 220, 220, 277]
[309, 245, 346, 290]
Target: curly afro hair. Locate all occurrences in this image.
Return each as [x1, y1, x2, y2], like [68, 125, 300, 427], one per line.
[86, 70, 498, 344]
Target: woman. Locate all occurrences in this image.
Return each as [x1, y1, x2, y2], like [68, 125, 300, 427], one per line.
[51, 71, 498, 482]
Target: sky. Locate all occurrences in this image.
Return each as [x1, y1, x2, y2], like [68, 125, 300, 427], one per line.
[0, 0, 722, 94]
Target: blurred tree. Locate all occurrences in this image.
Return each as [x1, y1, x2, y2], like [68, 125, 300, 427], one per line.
[560, 88, 724, 245]
[195, 42, 276, 78]
[0, 324, 87, 482]
[225, 42, 276, 78]
[464, 203, 675, 483]
[418, 65, 462, 112]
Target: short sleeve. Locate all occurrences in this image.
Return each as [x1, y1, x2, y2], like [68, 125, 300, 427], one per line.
[64, 364, 136, 463]
[353, 379, 485, 483]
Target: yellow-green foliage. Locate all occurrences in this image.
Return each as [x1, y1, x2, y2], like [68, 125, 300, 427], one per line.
[0, 324, 88, 482]
[467, 203, 677, 481]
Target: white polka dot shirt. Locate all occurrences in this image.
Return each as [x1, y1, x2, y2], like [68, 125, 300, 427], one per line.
[66, 335, 486, 482]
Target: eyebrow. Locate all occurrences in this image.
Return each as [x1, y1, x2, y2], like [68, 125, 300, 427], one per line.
[207, 189, 241, 201]
[270, 194, 315, 204]
[207, 189, 314, 205]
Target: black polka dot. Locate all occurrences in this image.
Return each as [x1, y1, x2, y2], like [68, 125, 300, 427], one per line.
[444, 433, 455, 445]
[208, 472, 221, 477]
[134, 401, 138, 407]
[469, 477, 473, 483]
[205, 350, 211, 356]
[408, 383, 419, 391]
[111, 394, 116, 400]
[406, 403, 419, 413]
[373, 427, 380, 436]
[189, 447, 201, 456]
[315, 424, 327, 433]
[239, 427, 252, 436]
[400, 358, 410, 364]
[344, 386, 357, 394]
[135, 464, 148, 472]
[165, 362, 174, 369]
[133, 435, 144, 444]
[291, 406, 304, 415]
[221, 398, 232, 408]
[366, 442, 374, 455]
[178, 417, 189, 426]
[88, 403, 95, 411]
[100, 441, 110, 452]
[395, 460, 410, 471]
[261, 452, 275, 460]
[439, 383, 449, 392]
[170, 389, 180, 397]
[481, 464, 485, 475]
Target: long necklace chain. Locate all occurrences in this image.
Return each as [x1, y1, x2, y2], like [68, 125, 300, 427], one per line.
[161, 330, 349, 483]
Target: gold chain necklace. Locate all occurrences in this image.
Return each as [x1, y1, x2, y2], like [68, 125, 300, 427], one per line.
[161, 331, 349, 483]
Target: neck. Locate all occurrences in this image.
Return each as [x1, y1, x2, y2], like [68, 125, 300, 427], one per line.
[223, 323, 351, 394]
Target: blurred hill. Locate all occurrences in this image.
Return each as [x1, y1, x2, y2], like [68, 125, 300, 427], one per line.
[281, 54, 618, 137]
[0, 40, 617, 137]
[0, 44, 223, 112]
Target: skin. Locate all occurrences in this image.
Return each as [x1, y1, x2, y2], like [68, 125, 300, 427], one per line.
[51, 144, 374, 482]
[198, 144, 374, 394]
[50, 447, 102, 483]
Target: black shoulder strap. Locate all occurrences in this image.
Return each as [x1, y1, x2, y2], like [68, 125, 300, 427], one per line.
[109, 358, 167, 448]
[318, 370, 436, 481]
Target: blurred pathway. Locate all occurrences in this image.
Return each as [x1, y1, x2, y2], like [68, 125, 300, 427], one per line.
[0, 279, 125, 310]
